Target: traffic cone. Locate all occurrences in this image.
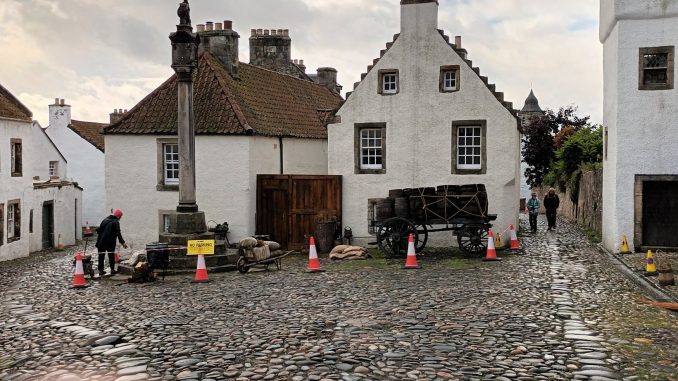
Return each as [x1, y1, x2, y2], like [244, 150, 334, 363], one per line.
[83, 225, 93, 238]
[72, 252, 90, 288]
[483, 229, 501, 261]
[509, 224, 521, 252]
[645, 250, 658, 276]
[403, 233, 421, 269]
[191, 255, 210, 283]
[620, 235, 631, 254]
[306, 237, 325, 273]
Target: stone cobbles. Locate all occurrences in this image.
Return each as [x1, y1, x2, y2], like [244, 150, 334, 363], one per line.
[0, 216, 676, 381]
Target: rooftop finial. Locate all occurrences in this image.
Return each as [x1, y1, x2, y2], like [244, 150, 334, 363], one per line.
[178, 0, 191, 27]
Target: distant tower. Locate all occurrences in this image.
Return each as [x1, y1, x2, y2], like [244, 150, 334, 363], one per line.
[518, 89, 543, 128]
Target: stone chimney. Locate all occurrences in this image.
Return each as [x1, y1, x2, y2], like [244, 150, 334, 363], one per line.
[197, 20, 240, 77]
[48, 98, 71, 129]
[249, 28, 293, 73]
[400, 0, 438, 36]
[316, 67, 341, 94]
[109, 109, 128, 125]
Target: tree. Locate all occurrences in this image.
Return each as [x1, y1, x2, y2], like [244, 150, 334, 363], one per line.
[522, 106, 590, 187]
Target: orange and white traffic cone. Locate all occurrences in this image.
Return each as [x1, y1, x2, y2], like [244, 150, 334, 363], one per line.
[191, 255, 210, 283]
[306, 237, 325, 273]
[403, 233, 421, 269]
[509, 224, 521, 252]
[483, 229, 501, 262]
[72, 252, 90, 288]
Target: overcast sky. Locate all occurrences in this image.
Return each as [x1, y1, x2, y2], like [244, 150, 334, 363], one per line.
[0, 0, 602, 126]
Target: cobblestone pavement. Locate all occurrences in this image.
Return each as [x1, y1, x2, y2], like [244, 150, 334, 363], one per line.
[0, 216, 676, 381]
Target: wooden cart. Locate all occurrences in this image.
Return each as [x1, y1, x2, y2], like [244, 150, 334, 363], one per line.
[375, 184, 496, 258]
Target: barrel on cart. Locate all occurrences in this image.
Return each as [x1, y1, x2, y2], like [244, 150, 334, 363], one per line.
[374, 184, 496, 258]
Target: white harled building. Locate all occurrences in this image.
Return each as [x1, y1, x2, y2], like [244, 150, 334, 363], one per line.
[328, 0, 521, 245]
[600, 0, 678, 252]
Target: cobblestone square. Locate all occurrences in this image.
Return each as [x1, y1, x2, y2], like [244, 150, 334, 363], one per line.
[1, 217, 676, 381]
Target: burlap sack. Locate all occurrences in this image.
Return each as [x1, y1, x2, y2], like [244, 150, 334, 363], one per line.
[239, 237, 258, 249]
[331, 245, 349, 254]
[342, 246, 365, 254]
[265, 241, 281, 251]
[252, 245, 271, 262]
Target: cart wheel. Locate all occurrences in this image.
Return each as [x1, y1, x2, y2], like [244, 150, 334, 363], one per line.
[377, 217, 418, 258]
[413, 224, 428, 253]
[457, 225, 489, 257]
[236, 257, 250, 273]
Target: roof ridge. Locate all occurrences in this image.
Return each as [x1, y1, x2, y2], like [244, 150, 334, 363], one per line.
[239, 62, 336, 95]
[202, 52, 253, 134]
[104, 75, 177, 133]
[71, 119, 108, 126]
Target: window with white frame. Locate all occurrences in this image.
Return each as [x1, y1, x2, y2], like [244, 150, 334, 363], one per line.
[360, 128, 383, 170]
[457, 126, 482, 170]
[163, 144, 179, 185]
[49, 161, 58, 177]
[7, 200, 20, 242]
[378, 70, 399, 95]
[443, 70, 457, 91]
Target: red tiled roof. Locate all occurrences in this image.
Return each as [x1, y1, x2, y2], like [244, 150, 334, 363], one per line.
[0, 83, 32, 122]
[69, 120, 107, 152]
[105, 52, 342, 139]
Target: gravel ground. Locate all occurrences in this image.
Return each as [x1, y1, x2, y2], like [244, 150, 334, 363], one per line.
[0, 216, 676, 381]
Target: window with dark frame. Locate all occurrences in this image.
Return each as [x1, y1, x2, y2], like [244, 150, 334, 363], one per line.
[0, 203, 4, 247]
[440, 65, 460, 92]
[378, 69, 399, 95]
[639, 46, 674, 90]
[10, 139, 22, 177]
[29, 209, 33, 234]
[163, 143, 179, 185]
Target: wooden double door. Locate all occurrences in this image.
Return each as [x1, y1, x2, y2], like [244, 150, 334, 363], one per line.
[256, 175, 342, 250]
[642, 180, 678, 248]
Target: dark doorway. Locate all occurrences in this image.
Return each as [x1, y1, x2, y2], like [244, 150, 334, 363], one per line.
[642, 181, 678, 247]
[42, 201, 54, 249]
[257, 175, 342, 250]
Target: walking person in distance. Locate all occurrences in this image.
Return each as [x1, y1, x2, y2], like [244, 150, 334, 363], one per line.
[527, 192, 540, 233]
[543, 188, 560, 231]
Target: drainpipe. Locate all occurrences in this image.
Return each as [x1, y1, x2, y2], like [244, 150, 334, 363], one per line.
[279, 137, 284, 174]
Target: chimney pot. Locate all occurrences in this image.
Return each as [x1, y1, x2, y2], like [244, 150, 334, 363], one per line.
[278, 29, 283, 36]
[264, 29, 269, 35]
[60, 99, 65, 106]
[283, 29, 289, 36]
[206, 21, 213, 31]
[271, 30, 276, 36]
[223, 20, 232, 29]
[293, 59, 298, 64]
[54, 98, 59, 105]
[257, 29, 263, 35]
[299, 59, 304, 65]
[215, 22, 223, 30]
[251, 29, 257, 36]
[455, 36, 462, 49]
[124, 109, 128, 113]
[197, 24, 205, 32]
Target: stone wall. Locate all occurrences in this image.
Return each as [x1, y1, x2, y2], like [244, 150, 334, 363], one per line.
[536, 168, 603, 234]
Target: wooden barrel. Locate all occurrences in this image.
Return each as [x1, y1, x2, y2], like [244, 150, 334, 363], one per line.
[388, 189, 405, 198]
[316, 221, 337, 254]
[394, 197, 410, 218]
[375, 198, 395, 221]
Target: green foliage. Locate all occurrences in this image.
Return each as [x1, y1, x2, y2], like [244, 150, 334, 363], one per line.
[543, 126, 603, 201]
[522, 106, 590, 187]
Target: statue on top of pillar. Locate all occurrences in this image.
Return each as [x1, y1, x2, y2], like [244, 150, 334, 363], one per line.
[178, 0, 191, 27]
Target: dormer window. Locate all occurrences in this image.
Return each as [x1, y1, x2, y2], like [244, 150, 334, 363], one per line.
[440, 65, 460, 92]
[378, 69, 399, 95]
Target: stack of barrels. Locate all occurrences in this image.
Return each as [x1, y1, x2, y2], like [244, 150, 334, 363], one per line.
[374, 184, 489, 223]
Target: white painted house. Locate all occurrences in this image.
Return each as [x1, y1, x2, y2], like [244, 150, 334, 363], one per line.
[0, 84, 82, 262]
[328, 0, 521, 246]
[104, 21, 342, 248]
[44, 99, 107, 228]
[600, 0, 678, 251]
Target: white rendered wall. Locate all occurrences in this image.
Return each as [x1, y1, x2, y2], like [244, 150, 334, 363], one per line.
[106, 135, 254, 248]
[45, 104, 106, 227]
[283, 138, 328, 175]
[31, 122, 67, 180]
[0, 118, 33, 261]
[29, 186, 82, 252]
[601, 5, 678, 251]
[328, 2, 520, 245]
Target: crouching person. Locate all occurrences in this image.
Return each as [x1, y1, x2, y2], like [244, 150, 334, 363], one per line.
[95, 209, 128, 276]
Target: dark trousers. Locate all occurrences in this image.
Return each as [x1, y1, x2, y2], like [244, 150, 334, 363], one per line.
[529, 213, 538, 232]
[98, 251, 115, 273]
[546, 209, 557, 229]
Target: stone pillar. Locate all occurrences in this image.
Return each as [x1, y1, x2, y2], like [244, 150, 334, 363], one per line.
[177, 79, 198, 213]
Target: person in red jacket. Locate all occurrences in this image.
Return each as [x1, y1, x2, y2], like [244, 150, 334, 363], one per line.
[543, 189, 560, 231]
[95, 209, 128, 276]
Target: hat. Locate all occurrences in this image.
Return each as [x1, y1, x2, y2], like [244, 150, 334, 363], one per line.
[113, 209, 123, 219]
